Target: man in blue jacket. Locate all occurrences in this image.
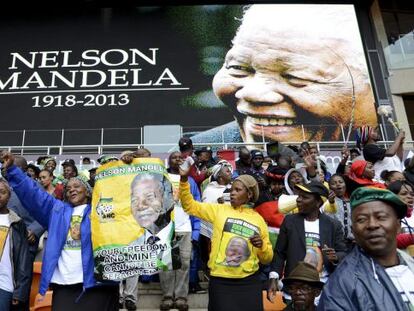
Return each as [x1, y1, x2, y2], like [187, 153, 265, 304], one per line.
[1, 151, 118, 311]
[318, 187, 414, 310]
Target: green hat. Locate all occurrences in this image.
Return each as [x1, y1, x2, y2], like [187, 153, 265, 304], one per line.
[350, 187, 407, 219]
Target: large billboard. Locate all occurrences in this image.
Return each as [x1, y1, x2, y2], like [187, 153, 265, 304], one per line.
[0, 4, 377, 146]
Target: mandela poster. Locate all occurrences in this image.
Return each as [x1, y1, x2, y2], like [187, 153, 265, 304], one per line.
[91, 158, 178, 280]
[0, 4, 378, 147]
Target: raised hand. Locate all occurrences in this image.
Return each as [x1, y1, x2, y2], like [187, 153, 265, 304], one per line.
[0, 151, 15, 170]
[303, 149, 316, 168]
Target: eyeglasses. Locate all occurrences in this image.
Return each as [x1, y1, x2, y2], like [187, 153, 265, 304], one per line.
[286, 285, 314, 295]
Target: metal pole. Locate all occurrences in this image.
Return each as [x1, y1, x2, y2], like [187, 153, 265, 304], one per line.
[260, 126, 267, 149]
[101, 128, 104, 146]
[301, 125, 306, 141]
[21, 130, 26, 155]
[379, 124, 388, 149]
[60, 129, 65, 155]
[340, 124, 346, 142]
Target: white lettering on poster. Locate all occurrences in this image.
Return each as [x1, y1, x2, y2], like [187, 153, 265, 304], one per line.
[1, 48, 187, 109]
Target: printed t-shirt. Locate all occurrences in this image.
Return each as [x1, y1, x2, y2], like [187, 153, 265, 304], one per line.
[303, 219, 328, 282]
[0, 214, 13, 293]
[51, 204, 86, 285]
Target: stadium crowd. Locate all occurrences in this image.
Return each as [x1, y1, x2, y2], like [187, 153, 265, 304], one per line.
[0, 125, 413, 311]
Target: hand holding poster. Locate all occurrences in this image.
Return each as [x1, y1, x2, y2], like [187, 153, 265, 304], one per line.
[91, 158, 178, 281]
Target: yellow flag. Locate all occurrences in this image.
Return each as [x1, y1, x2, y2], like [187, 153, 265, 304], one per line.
[91, 158, 178, 281]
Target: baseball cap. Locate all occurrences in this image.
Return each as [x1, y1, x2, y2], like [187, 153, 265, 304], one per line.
[295, 181, 329, 201]
[350, 187, 407, 219]
[251, 150, 264, 159]
[195, 146, 212, 156]
[178, 137, 193, 152]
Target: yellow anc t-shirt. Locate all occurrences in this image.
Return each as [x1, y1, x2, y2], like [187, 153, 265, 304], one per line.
[179, 181, 273, 279]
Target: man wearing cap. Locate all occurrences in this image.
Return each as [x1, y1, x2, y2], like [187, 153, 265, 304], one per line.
[178, 137, 207, 186]
[267, 181, 347, 304]
[88, 167, 97, 188]
[250, 150, 265, 175]
[318, 187, 414, 310]
[283, 262, 324, 311]
[194, 146, 216, 172]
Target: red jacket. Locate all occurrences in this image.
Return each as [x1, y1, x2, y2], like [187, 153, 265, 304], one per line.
[255, 201, 284, 228]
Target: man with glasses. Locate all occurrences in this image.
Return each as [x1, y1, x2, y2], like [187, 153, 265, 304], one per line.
[282, 261, 324, 311]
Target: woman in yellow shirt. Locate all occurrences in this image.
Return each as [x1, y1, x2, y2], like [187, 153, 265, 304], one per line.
[179, 169, 273, 311]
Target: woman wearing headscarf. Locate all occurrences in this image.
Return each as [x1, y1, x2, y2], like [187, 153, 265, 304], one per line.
[278, 168, 308, 214]
[179, 165, 273, 311]
[202, 160, 233, 204]
[344, 159, 385, 194]
[254, 166, 286, 230]
[200, 160, 233, 237]
[43, 158, 57, 176]
[0, 151, 118, 311]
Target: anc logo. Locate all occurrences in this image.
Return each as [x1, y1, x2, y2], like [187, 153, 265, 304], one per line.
[96, 196, 116, 222]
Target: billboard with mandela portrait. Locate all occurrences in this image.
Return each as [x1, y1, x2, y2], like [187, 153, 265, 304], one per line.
[0, 5, 377, 146]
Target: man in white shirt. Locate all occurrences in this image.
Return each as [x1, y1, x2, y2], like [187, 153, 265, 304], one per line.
[267, 181, 347, 304]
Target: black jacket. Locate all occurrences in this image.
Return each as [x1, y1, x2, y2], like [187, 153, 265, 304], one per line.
[8, 210, 32, 303]
[318, 246, 414, 310]
[270, 212, 347, 277]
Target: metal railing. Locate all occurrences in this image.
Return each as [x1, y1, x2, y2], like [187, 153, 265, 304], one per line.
[0, 140, 410, 157]
[0, 123, 409, 155]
